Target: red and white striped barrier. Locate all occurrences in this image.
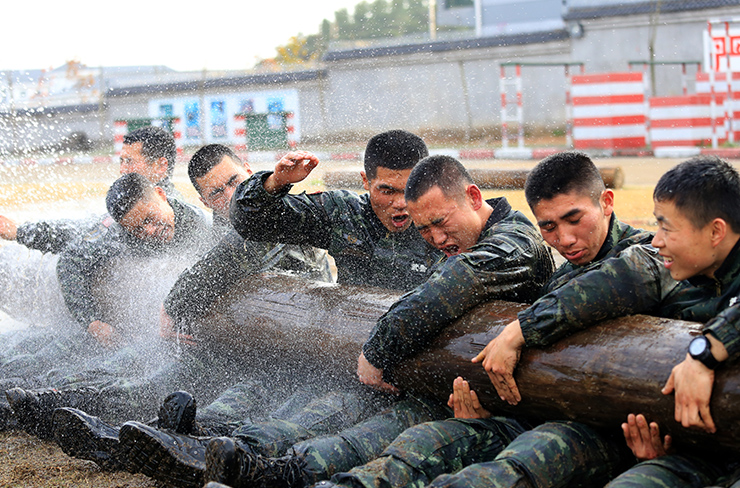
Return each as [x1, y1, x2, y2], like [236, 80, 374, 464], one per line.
[650, 94, 727, 148]
[572, 72, 647, 150]
[113, 120, 128, 157]
[286, 112, 297, 149]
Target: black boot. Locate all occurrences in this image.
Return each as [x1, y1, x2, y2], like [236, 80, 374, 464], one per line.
[6, 386, 100, 439]
[157, 390, 198, 434]
[119, 420, 210, 488]
[52, 407, 127, 471]
[205, 436, 308, 488]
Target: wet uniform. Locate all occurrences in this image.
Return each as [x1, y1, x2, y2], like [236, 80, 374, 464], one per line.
[230, 171, 441, 291]
[326, 216, 658, 488]
[362, 197, 554, 375]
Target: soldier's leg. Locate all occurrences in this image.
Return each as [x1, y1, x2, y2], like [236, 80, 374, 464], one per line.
[606, 455, 725, 488]
[295, 396, 450, 484]
[232, 387, 387, 457]
[429, 421, 623, 488]
[329, 416, 526, 488]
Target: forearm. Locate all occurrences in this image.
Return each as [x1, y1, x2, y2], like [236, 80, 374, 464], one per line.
[703, 306, 740, 362]
[165, 232, 267, 324]
[520, 247, 670, 347]
[17, 219, 88, 254]
[230, 172, 332, 248]
[363, 260, 485, 370]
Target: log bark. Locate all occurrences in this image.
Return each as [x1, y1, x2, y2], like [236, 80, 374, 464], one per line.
[323, 167, 625, 190]
[194, 273, 739, 453]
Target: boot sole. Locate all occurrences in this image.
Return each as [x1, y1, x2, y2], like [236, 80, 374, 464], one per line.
[52, 408, 124, 471]
[204, 437, 237, 485]
[119, 421, 206, 488]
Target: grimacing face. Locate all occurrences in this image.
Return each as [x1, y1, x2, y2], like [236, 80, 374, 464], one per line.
[532, 189, 614, 266]
[195, 155, 252, 219]
[362, 166, 413, 233]
[119, 187, 175, 243]
[407, 185, 484, 257]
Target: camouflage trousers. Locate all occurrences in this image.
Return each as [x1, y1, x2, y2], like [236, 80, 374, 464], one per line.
[196, 383, 397, 458]
[606, 454, 739, 488]
[331, 420, 623, 488]
[294, 396, 452, 485]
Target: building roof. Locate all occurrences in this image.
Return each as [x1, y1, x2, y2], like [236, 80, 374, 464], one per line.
[564, 0, 740, 21]
[106, 69, 326, 97]
[323, 29, 569, 62]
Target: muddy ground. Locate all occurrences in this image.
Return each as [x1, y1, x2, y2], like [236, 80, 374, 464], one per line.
[0, 153, 737, 487]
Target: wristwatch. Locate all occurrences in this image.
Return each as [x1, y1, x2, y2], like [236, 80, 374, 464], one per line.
[688, 336, 720, 370]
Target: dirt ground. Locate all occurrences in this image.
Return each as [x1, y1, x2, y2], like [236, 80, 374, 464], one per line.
[0, 153, 738, 487]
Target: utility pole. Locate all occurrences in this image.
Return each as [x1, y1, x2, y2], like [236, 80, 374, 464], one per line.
[429, 0, 437, 40]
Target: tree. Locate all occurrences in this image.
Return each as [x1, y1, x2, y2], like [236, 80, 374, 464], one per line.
[262, 0, 429, 69]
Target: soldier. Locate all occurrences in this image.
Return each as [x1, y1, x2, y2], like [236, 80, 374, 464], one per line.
[229, 129, 441, 291]
[0, 126, 181, 254]
[5, 172, 212, 438]
[161, 144, 332, 338]
[197, 154, 554, 487]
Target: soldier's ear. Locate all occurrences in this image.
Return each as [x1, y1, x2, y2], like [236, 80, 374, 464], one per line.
[361, 171, 370, 192]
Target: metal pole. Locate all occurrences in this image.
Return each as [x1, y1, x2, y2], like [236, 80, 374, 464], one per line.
[725, 21, 734, 143]
[565, 65, 573, 148]
[516, 64, 524, 148]
[709, 21, 719, 149]
[500, 65, 508, 149]
[428, 0, 437, 41]
[474, 0, 483, 37]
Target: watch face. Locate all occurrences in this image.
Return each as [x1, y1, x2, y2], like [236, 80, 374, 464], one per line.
[690, 337, 707, 356]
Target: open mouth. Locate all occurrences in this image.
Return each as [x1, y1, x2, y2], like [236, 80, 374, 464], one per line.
[391, 214, 409, 228]
[442, 244, 460, 256]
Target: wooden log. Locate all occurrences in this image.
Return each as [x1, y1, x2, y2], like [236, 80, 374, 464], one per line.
[195, 273, 739, 454]
[323, 167, 625, 190]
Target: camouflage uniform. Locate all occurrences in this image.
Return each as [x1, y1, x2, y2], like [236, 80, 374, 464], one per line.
[323, 216, 644, 488]
[230, 171, 442, 291]
[56, 198, 211, 330]
[604, 241, 740, 487]
[362, 197, 554, 375]
[164, 228, 332, 327]
[15, 176, 182, 255]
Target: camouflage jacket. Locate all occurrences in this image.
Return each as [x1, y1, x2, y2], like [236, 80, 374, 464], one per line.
[15, 176, 182, 255]
[230, 171, 442, 291]
[544, 215, 653, 294]
[362, 197, 555, 372]
[56, 198, 211, 328]
[164, 228, 333, 325]
[684, 239, 740, 362]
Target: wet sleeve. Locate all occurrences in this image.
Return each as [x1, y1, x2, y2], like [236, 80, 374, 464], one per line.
[16, 218, 95, 254]
[518, 245, 677, 348]
[56, 239, 119, 328]
[229, 171, 338, 250]
[703, 303, 740, 363]
[163, 230, 268, 326]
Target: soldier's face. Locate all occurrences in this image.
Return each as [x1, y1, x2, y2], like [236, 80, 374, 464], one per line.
[195, 155, 252, 219]
[120, 142, 168, 185]
[362, 167, 413, 233]
[119, 187, 176, 243]
[532, 189, 614, 266]
[408, 185, 483, 257]
[652, 199, 721, 281]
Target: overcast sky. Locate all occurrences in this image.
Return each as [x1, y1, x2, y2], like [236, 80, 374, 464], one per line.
[1, 0, 363, 72]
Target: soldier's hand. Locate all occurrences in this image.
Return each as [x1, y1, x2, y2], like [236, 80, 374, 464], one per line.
[357, 352, 399, 395]
[264, 151, 320, 193]
[662, 355, 716, 433]
[159, 305, 197, 346]
[448, 376, 491, 419]
[472, 319, 524, 405]
[622, 413, 672, 461]
[88, 320, 121, 348]
[0, 214, 18, 241]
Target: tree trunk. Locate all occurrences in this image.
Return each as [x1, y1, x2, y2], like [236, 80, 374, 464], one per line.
[195, 273, 739, 453]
